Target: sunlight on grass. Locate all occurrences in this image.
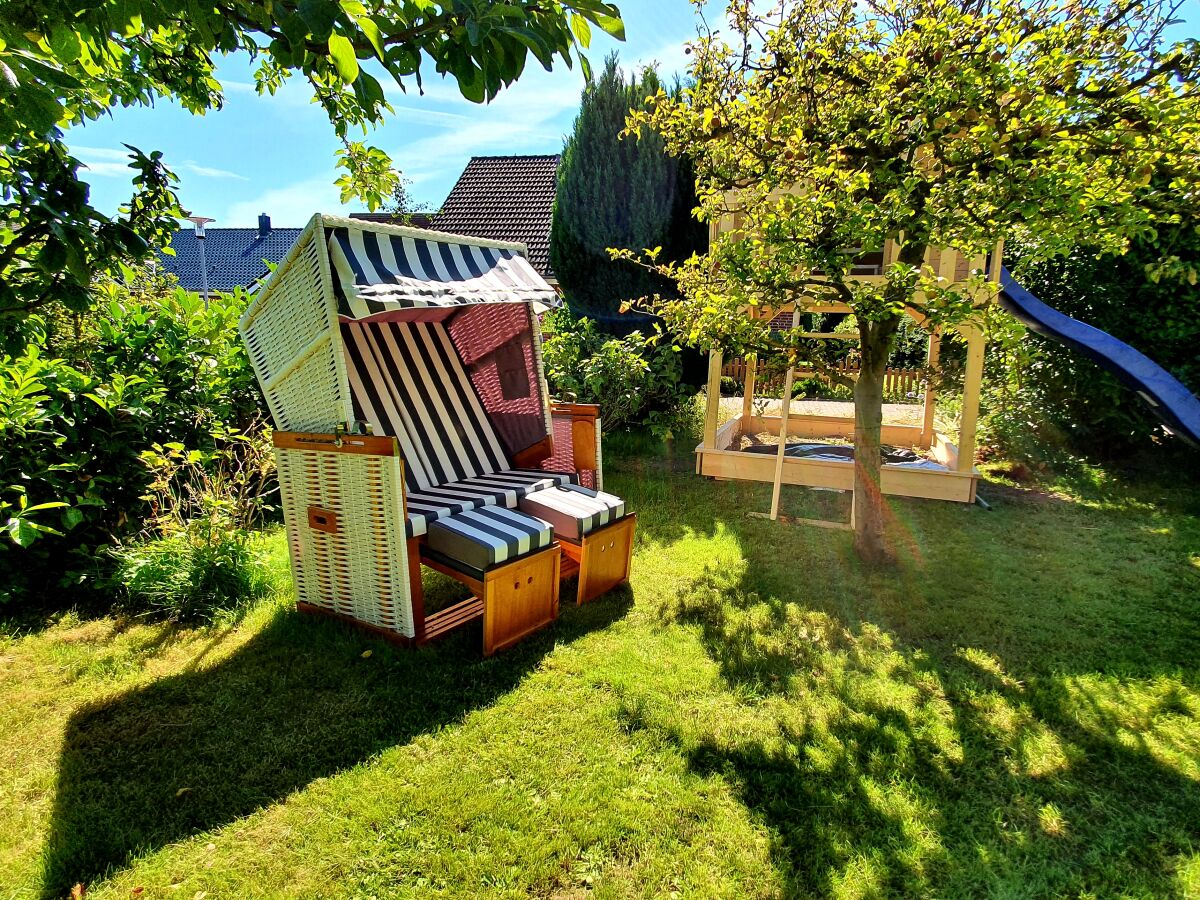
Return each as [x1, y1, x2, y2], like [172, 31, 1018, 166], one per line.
[1, 450, 1198, 897]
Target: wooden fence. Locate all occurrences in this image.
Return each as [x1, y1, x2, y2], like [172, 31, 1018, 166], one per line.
[721, 358, 925, 399]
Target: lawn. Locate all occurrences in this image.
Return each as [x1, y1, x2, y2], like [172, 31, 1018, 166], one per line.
[3, 437, 1199, 898]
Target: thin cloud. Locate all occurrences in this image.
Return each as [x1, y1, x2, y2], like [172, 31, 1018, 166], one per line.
[71, 146, 247, 181]
[180, 161, 248, 180]
[223, 173, 355, 227]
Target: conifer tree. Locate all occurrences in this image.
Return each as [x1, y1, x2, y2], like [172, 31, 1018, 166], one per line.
[551, 55, 705, 319]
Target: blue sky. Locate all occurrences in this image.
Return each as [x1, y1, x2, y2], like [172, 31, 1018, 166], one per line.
[70, 0, 1198, 229]
[70, 1, 704, 227]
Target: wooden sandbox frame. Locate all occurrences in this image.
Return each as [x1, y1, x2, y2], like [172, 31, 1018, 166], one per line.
[696, 242, 1002, 511]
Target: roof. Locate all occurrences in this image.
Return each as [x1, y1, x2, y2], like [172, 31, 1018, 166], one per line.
[156, 226, 303, 293]
[433, 154, 560, 280]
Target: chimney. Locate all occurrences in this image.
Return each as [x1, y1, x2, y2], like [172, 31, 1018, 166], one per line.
[258, 213, 271, 237]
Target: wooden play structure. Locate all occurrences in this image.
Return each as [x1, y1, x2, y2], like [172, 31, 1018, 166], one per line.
[698, 239, 1002, 516]
[241, 215, 635, 655]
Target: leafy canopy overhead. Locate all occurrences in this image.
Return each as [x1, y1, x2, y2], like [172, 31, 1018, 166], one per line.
[617, 0, 1200, 359]
[0, 0, 624, 318]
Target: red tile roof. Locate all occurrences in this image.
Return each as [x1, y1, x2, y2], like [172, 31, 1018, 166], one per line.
[433, 154, 560, 280]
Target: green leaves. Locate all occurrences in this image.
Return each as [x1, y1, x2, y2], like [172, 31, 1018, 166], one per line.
[1, 0, 626, 324]
[327, 32, 359, 82]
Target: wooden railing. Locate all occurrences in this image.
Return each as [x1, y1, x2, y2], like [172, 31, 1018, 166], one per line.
[721, 358, 925, 399]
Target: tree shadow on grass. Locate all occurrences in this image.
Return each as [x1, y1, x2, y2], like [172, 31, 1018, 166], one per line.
[632, 501, 1200, 895]
[39, 589, 631, 898]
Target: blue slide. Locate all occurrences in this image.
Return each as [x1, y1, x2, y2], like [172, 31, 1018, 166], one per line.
[998, 267, 1200, 447]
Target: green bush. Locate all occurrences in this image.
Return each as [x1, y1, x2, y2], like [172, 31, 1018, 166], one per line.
[982, 229, 1200, 461]
[550, 54, 707, 318]
[113, 426, 277, 621]
[113, 526, 269, 622]
[0, 273, 266, 606]
[542, 308, 697, 440]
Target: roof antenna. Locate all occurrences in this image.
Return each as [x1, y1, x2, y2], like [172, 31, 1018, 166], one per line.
[186, 215, 215, 310]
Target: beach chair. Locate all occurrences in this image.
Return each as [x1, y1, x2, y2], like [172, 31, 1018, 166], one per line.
[240, 214, 634, 653]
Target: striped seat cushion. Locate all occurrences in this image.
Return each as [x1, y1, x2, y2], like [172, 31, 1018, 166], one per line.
[404, 469, 571, 538]
[518, 483, 627, 541]
[425, 507, 553, 574]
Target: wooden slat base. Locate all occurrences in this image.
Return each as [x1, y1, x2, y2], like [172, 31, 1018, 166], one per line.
[421, 595, 485, 642]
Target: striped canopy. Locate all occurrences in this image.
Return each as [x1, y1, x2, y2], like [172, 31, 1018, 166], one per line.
[327, 221, 558, 320]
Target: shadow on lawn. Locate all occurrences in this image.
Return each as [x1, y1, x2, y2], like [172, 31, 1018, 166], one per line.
[39, 589, 631, 898]
[631, 480, 1200, 896]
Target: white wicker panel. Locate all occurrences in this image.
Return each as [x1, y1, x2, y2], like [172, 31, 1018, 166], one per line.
[529, 303, 554, 439]
[241, 229, 330, 385]
[263, 335, 345, 433]
[276, 444, 414, 638]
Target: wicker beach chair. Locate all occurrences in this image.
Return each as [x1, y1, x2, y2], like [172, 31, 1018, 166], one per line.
[240, 214, 632, 650]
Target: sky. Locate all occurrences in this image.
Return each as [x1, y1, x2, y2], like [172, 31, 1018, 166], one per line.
[70, 1, 707, 228]
[69, 0, 1198, 229]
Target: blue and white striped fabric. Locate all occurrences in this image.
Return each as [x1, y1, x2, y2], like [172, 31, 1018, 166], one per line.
[426, 505, 554, 573]
[327, 225, 558, 319]
[404, 469, 570, 538]
[343, 320, 508, 490]
[342, 318, 572, 536]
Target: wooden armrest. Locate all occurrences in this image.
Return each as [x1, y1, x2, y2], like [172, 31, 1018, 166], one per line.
[550, 402, 601, 421]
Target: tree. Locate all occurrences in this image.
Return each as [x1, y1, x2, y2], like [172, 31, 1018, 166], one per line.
[551, 53, 706, 318]
[0, 0, 624, 320]
[615, 0, 1200, 562]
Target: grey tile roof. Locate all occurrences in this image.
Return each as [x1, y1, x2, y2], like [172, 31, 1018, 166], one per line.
[156, 225, 304, 293]
[433, 154, 560, 280]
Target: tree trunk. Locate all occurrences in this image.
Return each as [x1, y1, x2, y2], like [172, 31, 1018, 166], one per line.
[853, 316, 900, 564]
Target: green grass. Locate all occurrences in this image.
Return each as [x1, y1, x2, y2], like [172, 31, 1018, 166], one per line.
[2, 437, 1199, 898]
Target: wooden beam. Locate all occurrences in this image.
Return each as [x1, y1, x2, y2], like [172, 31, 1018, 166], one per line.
[703, 349, 723, 450]
[769, 310, 801, 520]
[742, 352, 757, 419]
[920, 330, 941, 450]
[958, 326, 985, 473]
[748, 511, 852, 531]
[770, 365, 796, 520]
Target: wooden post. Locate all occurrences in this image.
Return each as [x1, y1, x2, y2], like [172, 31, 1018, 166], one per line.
[770, 365, 795, 520]
[741, 352, 757, 421]
[703, 349, 723, 450]
[938, 248, 957, 282]
[988, 239, 1005, 283]
[957, 325, 985, 472]
[920, 330, 941, 450]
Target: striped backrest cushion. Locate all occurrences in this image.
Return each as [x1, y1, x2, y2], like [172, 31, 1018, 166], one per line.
[342, 320, 509, 491]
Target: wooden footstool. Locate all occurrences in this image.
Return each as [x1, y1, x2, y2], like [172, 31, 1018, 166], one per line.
[518, 484, 635, 604]
[420, 506, 560, 655]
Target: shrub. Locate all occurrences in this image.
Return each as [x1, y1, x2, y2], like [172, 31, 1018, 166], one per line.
[550, 54, 707, 317]
[0, 272, 267, 606]
[113, 526, 269, 622]
[541, 308, 696, 439]
[112, 425, 277, 621]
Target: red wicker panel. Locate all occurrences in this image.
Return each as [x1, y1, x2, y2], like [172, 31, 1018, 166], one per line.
[448, 304, 549, 460]
[539, 414, 596, 489]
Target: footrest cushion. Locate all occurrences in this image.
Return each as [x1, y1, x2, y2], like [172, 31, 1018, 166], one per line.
[518, 483, 627, 542]
[426, 506, 554, 573]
